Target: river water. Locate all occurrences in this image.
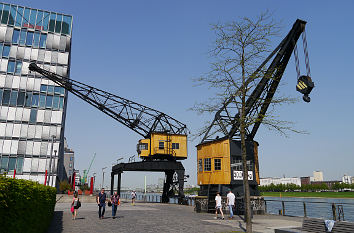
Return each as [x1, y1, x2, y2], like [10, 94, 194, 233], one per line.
[264, 197, 354, 222]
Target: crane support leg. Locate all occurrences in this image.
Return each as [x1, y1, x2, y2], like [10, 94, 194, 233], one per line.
[110, 172, 114, 195]
[162, 171, 174, 203]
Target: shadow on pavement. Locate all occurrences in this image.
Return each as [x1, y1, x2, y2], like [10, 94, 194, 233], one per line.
[47, 211, 63, 233]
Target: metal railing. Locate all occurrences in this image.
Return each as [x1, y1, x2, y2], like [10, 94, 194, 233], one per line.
[265, 199, 354, 221]
[119, 192, 196, 206]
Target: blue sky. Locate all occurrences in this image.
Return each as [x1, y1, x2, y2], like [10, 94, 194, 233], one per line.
[8, 0, 354, 189]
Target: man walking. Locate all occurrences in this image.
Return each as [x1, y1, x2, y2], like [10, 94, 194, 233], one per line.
[227, 190, 236, 219]
[97, 188, 107, 219]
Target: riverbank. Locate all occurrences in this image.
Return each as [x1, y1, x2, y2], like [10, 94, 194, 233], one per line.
[261, 191, 354, 199]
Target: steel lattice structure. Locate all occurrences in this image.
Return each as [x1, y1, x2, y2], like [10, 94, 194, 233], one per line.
[29, 63, 187, 138]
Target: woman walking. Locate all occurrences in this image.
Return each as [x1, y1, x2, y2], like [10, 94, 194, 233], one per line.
[111, 192, 120, 219]
[71, 191, 80, 220]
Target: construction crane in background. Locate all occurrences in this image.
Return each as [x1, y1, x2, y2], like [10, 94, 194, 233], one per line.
[81, 153, 96, 184]
[196, 19, 314, 206]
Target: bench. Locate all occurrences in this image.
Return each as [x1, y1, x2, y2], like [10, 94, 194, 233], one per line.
[275, 218, 354, 233]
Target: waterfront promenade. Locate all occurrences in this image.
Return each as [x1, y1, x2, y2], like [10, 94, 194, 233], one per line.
[48, 198, 303, 233]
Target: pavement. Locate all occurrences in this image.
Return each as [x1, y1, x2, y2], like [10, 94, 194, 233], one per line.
[47, 199, 303, 233]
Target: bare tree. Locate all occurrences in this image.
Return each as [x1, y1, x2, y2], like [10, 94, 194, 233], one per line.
[192, 12, 303, 232]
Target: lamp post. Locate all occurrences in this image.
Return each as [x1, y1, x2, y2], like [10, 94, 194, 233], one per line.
[93, 172, 97, 192]
[51, 149, 57, 187]
[101, 167, 107, 190]
[47, 135, 56, 186]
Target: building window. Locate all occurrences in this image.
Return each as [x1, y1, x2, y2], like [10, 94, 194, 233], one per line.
[8, 157, 16, 171]
[7, 61, 15, 73]
[0, 156, 9, 173]
[138, 143, 148, 150]
[31, 94, 39, 107]
[17, 92, 25, 106]
[33, 32, 40, 48]
[9, 90, 18, 106]
[40, 84, 48, 92]
[214, 158, 221, 171]
[2, 45, 10, 57]
[46, 95, 53, 108]
[69, 163, 72, 168]
[29, 109, 37, 123]
[2, 90, 11, 105]
[159, 141, 164, 150]
[16, 157, 24, 174]
[198, 159, 203, 172]
[172, 143, 179, 149]
[26, 31, 34, 46]
[204, 158, 211, 171]
[40, 34, 47, 48]
[39, 94, 46, 108]
[15, 61, 22, 74]
[47, 85, 54, 94]
[12, 29, 20, 44]
[19, 29, 27, 46]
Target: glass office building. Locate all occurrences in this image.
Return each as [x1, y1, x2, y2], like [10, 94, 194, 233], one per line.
[0, 2, 72, 187]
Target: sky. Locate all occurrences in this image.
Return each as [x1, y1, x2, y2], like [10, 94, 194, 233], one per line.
[8, 0, 354, 189]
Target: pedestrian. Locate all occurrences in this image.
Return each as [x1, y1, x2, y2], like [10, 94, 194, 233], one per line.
[214, 192, 224, 220]
[71, 191, 80, 220]
[131, 190, 136, 205]
[97, 188, 107, 219]
[111, 191, 120, 219]
[226, 190, 236, 219]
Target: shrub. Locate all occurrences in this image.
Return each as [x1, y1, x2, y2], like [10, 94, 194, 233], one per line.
[59, 180, 72, 192]
[0, 175, 56, 233]
[80, 183, 90, 191]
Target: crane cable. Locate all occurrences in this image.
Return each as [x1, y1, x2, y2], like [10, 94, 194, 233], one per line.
[294, 29, 311, 79]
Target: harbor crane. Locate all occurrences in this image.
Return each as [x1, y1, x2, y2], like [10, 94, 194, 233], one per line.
[196, 19, 315, 206]
[29, 63, 188, 202]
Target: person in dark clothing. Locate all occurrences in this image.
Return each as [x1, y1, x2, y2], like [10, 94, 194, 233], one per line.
[97, 188, 107, 219]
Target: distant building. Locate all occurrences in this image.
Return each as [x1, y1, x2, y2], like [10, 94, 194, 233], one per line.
[260, 177, 301, 186]
[63, 137, 74, 181]
[342, 175, 352, 184]
[313, 171, 324, 181]
[311, 181, 340, 189]
[301, 176, 311, 186]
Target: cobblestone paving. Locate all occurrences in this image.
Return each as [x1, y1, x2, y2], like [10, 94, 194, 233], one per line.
[47, 201, 302, 233]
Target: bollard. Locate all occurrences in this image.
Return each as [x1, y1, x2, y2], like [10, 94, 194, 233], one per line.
[303, 202, 307, 217]
[282, 201, 285, 216]
[332, 203, 337, 221]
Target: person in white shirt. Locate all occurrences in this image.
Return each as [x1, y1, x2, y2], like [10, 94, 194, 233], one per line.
[226, 190, 236, 219]
[131, 190, 136, 205]
[214, 192, 224, 220]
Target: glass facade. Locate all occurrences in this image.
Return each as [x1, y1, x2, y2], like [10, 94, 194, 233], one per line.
[0, 2, 72, 187]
